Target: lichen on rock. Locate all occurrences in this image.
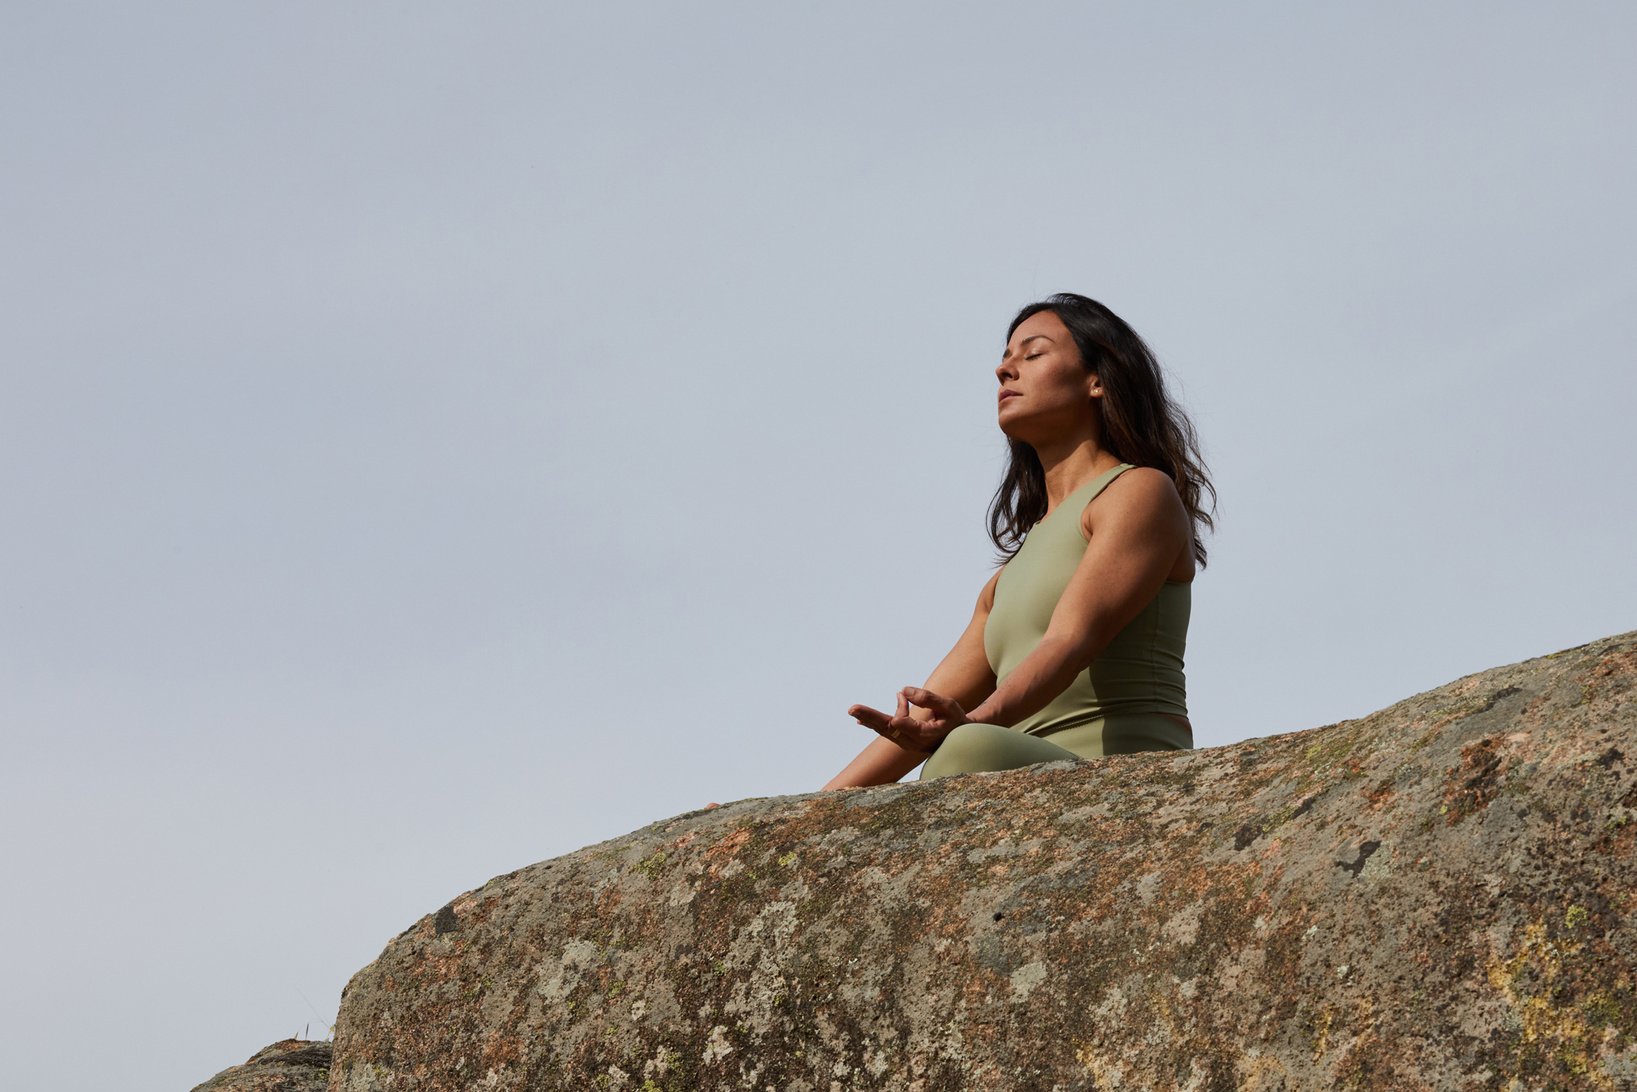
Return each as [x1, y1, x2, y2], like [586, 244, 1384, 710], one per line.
[191, 1039, 331, 1092]
[328, 631, 1637, 1090]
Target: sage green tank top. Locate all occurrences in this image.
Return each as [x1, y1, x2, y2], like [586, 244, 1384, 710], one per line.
[983, 463, 1191, 738]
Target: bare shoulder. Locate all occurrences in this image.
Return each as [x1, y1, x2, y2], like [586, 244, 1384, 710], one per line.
[1082, 466, 1188, 534]
[975, 567, 1003, 613]
[1081, 466, 1195, 580]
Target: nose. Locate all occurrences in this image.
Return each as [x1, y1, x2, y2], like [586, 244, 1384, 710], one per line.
[995, 357, 1016, 383]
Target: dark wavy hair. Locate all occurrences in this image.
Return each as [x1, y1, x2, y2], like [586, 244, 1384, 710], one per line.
[987, 293, 1217, 566]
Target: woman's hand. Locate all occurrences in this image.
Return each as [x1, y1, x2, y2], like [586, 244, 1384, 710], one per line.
[847, 687, 972, 754]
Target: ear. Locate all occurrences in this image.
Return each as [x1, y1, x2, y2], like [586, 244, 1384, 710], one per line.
[1086, 372, 1103, 399]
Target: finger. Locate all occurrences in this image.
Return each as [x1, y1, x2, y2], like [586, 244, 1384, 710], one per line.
[849, 705, 892, 732]
[901, 686, 959, 716]
[876, 721, 909, 747]
[884, 727, 924, 751]
[891, 715, 941, 750]
[895, 691, 909, 719]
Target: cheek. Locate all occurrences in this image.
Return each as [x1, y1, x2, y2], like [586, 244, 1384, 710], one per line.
[1048, 368, 1090, 397]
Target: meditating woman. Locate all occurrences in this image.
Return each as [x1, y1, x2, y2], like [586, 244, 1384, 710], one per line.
[823, 293, 1214, 788]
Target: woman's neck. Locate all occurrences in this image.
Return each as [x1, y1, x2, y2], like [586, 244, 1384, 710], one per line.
[1036, 436, 1123, 511]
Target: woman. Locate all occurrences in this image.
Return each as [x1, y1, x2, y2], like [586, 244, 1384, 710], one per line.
[823, 293, 1214, 788]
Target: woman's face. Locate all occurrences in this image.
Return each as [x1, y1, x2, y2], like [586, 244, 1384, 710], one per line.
[995, 310, 1100, 444]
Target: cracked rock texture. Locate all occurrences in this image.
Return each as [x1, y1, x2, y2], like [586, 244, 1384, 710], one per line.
[330, 631, 1637, 1090]
[192, 1039, 332, 1092]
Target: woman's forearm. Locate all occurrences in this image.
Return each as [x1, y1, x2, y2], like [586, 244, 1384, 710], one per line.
[966, 634, 1090, 727]
[822, 736, 927, 790]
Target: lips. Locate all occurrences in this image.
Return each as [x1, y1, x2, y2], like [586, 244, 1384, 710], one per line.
[998, 389, 1020, 402]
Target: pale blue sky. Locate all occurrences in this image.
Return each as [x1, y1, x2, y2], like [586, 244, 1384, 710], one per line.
[3, 4, 1634, 1089]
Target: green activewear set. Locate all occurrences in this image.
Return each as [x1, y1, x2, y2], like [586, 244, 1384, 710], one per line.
[921, 463, 1192, 779]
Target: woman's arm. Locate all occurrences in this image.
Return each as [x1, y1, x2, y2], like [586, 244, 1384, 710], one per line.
[822, 572, 1000, 790]
[966, 468, 1189, 727]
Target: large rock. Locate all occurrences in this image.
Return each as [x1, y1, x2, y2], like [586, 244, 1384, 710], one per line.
[191, 1040, 331, 1092]
[331, 632, 1637, 1090]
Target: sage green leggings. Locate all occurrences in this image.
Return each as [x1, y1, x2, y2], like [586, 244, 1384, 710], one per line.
[919, 715, 1191, 780]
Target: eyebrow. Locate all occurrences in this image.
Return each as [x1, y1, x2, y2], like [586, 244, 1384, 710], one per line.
[1002, 334, 1053, 360]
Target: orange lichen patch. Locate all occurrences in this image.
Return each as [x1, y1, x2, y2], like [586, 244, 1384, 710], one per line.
[1443, 737, 1505, 825]
[479, 1032, 522, 1068]
[1588, 652, 1637, 679]
[427, 953, 465, 979]
[702, 828, 752, 873]
[1363, 779, 1396, 811]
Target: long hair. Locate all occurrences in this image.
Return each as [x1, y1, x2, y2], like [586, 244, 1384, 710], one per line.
[987, 293, 1217, 566]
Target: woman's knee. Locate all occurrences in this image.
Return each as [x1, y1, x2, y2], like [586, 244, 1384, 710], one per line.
[922, 722, 1052, 779]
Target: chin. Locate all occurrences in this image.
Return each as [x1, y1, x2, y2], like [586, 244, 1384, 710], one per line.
[997, 413, 1044, 447]
[1001, 403, 1091, 448]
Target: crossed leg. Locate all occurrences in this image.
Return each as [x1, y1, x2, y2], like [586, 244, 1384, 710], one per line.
[919, 716, 1189, 779]
[919, 722, 1083, 780]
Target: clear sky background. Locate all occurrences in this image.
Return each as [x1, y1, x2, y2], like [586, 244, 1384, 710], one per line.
[3, 4, 1633, 1089]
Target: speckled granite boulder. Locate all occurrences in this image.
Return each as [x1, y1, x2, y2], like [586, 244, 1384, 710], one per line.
[192, 1040, 331, 1092]
[331, 632, 1637, 1091]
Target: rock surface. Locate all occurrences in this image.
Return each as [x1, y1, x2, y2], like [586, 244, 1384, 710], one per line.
[331, 632, 1637, 1091]
[192, 1039, 332, 1092]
